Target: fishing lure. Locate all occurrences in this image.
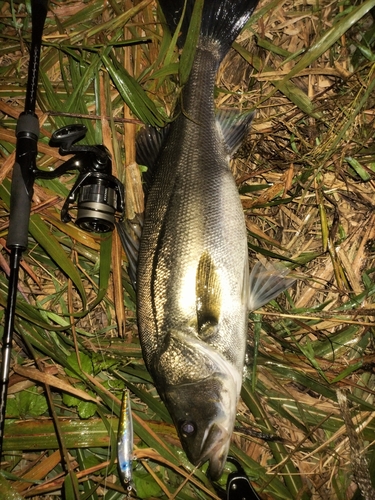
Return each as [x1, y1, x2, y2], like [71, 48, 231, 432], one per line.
[117, 390, 134, 494]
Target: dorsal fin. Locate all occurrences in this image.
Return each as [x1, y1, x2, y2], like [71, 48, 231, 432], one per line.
[116, 213, 143, 289]
[136, 125, 170, 191]
[196, 252, 222, 336]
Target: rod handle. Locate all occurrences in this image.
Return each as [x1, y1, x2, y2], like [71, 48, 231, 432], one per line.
[7, 162, 33, 250]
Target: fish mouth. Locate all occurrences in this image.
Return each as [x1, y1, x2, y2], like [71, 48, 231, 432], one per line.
[198, 422, 231, 481]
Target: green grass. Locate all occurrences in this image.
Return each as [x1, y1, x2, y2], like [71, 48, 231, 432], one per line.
[1, 0, 375, 498]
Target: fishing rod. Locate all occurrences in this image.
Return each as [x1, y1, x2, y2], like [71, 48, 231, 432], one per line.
[0, 0, 124, 458]
[0, 0, 49, 458]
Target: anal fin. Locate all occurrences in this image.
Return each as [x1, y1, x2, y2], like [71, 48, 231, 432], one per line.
[216, 109, 254, 157]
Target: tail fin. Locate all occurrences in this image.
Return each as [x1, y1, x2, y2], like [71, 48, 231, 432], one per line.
[248, 261, 296, 312]
[158, 0, 259, 59]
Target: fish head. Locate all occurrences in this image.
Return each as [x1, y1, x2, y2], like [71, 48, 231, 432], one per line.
[162, 371, 238, 480]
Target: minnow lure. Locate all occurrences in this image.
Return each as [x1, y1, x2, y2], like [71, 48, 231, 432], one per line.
[117, 390, 134, 494]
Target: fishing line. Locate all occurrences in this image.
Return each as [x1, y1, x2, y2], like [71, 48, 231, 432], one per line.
[91, 323, 118, 495]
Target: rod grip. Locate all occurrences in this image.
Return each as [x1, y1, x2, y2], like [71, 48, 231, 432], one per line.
[7, 162, 33, 250]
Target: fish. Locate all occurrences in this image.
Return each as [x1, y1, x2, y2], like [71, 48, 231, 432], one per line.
[119, 0, 295, 480]
[117, 390, 134, 493]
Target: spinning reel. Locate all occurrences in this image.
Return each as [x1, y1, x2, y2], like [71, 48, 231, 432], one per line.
[39, 124, 124, 233]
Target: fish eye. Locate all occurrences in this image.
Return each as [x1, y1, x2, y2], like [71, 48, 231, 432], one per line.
[180, 421, 196, 436]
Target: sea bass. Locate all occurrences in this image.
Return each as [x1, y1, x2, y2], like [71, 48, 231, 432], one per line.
[124, 0, 295, 480]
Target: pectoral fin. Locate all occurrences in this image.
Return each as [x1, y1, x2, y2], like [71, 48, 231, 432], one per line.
[196, 252, 222, 336]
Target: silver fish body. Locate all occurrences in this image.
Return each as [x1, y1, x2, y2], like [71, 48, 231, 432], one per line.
[136, 0, 259, 480]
